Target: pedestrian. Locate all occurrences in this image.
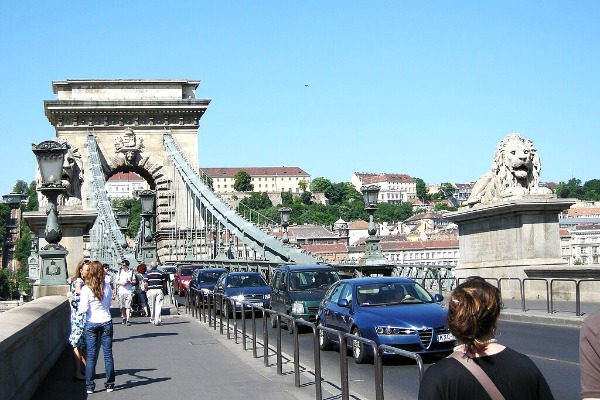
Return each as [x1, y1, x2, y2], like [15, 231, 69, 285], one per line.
[135, 263, 149, 317]
[145, 260, 165, 326]
[115, 259, 135, 326]
[78, 260, 115, 394]
[580, 311, 600, 399]
[418, 276, 554, 400]
[67, 259, 88, 380]
[103, 263, 114, 293]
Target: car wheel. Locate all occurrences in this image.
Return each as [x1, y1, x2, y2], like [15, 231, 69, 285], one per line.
[318, 321, 332, 351]
[351, 327, 371, 364]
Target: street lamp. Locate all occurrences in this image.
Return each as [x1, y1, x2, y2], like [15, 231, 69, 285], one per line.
[116, 210, 129, 249]
[138, 190, 156, 263]
[32, 140, 69, 286]
[358, 185, 387, 266]
[2, 192, 28, 271]
[278, 207, 292, 244]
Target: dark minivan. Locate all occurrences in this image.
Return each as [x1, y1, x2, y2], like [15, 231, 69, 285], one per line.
[269, 265, 340, 333]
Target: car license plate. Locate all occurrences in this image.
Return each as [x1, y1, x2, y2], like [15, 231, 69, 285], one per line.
[438, 333, 455, 342]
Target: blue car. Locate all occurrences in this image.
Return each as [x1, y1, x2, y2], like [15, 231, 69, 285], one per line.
[214, 271, 271, 316]
[317, 277, 455, 363]
[189, 268, 228, 293]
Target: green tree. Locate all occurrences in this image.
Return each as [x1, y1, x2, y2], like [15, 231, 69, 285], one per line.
[415, 178, 429, 201]
[280, 191, 293, 205]
[24, 181, 39, 212]
[556, 178, 582, 198]
[310, 177, 333, 193]
[300, 191, 312, 205]
[239, 192, 272, 210]
[0, 270, 11, 299]
[233, 171, 253, 192]
[298, 180, 308, 192]
[434, 203, 459, 212]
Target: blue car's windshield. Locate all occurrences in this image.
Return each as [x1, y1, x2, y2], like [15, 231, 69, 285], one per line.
[198, 272, 223, 284]
[356, 282, 433, 306]
[227, 274, 267, 288]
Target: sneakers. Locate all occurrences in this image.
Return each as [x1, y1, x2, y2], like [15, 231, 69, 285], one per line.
[106, 385, 114, 392]
[126, 320, 131, 326]
[86, 389, 93, 394]
[121, 319, 126, 325]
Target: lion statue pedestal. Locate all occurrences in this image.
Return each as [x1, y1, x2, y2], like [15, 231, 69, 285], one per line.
[446, 133, 578, 299]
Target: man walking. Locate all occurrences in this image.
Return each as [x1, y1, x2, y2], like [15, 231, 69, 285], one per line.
[145, 260, 165, 326]
[115, 259, 135, 326]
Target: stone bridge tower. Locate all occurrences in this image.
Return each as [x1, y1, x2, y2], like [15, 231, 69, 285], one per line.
[43, 79, 210, 260]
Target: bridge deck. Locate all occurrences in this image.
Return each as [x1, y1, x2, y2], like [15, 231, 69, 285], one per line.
[31, 307, 313, 400]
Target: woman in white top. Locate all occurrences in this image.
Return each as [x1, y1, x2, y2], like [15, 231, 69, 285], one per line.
[78, 260, 115, 394]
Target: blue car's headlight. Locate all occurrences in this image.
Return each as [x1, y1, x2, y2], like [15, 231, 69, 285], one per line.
[264, 294, 270, 299]
[234, 294, 245, 302]
[375, 327, 416, 335]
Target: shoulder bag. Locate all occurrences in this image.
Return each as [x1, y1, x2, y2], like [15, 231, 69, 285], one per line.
[448, 351, 505, 400]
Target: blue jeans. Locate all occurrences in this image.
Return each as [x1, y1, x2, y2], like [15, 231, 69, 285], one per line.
[84, 320, 115, 391]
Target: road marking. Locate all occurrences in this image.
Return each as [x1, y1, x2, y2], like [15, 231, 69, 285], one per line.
[526, 353, 579, 366]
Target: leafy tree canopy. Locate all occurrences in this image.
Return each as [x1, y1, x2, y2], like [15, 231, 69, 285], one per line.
[233, 171, 254, 192]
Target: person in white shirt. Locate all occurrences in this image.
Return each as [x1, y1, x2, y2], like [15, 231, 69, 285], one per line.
[115, 259, 135, 325]
[78, 260, 115, 394]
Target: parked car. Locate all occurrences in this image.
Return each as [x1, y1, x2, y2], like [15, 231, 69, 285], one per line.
[189, 268, 228, 293]
[269, 264, 340, 333]
[158, 264, 177, 283]
[173, 264, 204, 295]
[317, 277, 455, 364]
[214, 271, 270, 316]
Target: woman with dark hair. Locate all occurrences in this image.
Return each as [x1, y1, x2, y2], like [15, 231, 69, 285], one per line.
[418, 276, 554, 400]
[135, 263, 149, 317]
[78, 260, 115, 394]
[68, 259, 88, 380]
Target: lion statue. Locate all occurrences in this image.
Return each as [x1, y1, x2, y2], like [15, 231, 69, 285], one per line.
[466, 133, 553, 207]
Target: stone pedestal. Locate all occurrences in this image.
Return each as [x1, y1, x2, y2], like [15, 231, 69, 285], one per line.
[23, 209, 97, 284]
[446, 198, 576, 284]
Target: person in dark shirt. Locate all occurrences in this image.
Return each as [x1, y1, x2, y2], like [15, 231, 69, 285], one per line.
[144, 260, 165, 326]
[418, 276, 554, 400]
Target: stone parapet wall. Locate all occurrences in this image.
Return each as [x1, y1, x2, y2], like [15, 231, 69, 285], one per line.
[0, 296, 69, 400]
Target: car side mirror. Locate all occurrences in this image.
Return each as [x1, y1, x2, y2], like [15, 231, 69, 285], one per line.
[337, 298, 349, 308]
[433, 293, 444, 303]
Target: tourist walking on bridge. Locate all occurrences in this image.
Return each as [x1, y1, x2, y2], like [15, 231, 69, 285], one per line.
[145, 260, 165, 326]
[115, 259, 135, 326]
[418, 276, 553, 400]
[67, 259, 88, 380]
[78, 260, 115, 394]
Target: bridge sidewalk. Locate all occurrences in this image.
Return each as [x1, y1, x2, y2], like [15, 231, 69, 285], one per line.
[31, 306, 314, 400]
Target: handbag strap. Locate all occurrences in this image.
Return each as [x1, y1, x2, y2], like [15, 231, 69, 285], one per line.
[448, 351, 505, 400]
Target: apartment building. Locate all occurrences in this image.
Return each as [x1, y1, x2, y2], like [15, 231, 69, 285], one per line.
[349, 172, 417, 204]
[200, 167, 311, 194]
[105, 172, 148, 199]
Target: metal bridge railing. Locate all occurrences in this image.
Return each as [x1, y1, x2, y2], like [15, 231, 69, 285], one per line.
[185, 287, 424, 400]
[86, 133, 129, 266]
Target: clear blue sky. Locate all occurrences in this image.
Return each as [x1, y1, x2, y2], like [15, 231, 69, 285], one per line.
[1, 1, 598, 197]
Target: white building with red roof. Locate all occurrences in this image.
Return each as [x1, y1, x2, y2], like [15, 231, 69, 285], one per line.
[200, 166, 310, 194]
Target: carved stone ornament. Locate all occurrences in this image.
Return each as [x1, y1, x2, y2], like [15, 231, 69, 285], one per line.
[114, 127, 145, 166]
[466, 133, 553, 207]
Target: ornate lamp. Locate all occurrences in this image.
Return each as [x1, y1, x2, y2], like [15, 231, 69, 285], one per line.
[138, 189, 156, 262]
[2, 192, 28, 270]
[278, 207, 292, 244]
[32, 140, 69, 285]
[358, 185, 387, 266]
[116, 210, 130, 249]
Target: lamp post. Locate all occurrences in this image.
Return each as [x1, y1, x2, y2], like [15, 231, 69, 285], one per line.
[116, 210, 130, 249]
[278, 207, 292, 244]
[138, 189, 156, 263]
[2, 192, 28, 271]
[32, 140, 69, 286]
[358, 185, 388, 266]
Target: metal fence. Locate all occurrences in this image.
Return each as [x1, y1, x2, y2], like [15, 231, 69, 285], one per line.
[184, 287, 424, 400]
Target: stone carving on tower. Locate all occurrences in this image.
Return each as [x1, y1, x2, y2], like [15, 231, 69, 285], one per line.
[114, 127, 145, 166]
[466, 133, 553, 207]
